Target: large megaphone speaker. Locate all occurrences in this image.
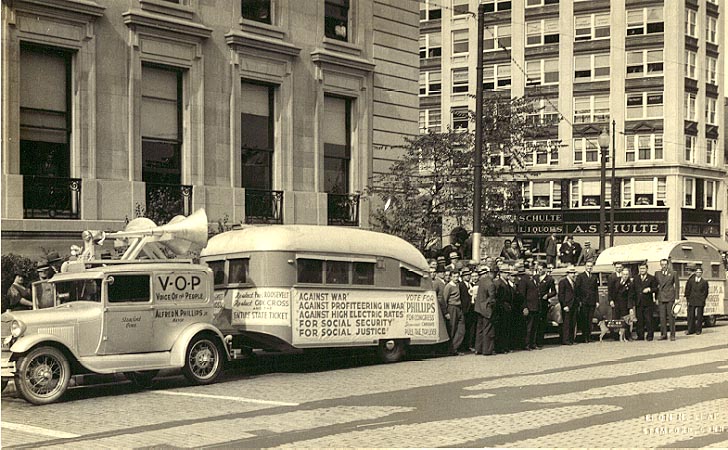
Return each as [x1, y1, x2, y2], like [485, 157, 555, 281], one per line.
[156, 209, 209, 255]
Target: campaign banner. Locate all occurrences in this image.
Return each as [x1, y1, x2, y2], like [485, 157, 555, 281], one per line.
[291, 289, 440, 345]
[228, 288, 291, 326]
[676, 281, 726, 317]
[153, 273, 208, 302]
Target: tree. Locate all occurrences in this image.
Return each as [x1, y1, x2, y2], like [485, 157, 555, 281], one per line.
[369, 93, 556, 254]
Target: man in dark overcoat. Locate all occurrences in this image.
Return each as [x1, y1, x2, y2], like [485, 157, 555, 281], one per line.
[544, 233, 557, 267]
[575, 261, 599, 343]
[633, 263, 658, 340]
[684, 267, 709, 335]
[474, 267, 495, 355]
[654, 258, 679, 341]
[558, 266, 578, 345]
[518, 267, 541, 350]
[493, 269, 514, 353]
[615, 267, 636, 340]
[535, 262, 556, 347]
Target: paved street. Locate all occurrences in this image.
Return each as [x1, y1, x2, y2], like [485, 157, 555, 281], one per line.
[2, 324, 727, 448]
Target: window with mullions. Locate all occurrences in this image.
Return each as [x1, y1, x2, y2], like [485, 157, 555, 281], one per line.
[452, 0, 469, 16]
[297, 259, 323, 283]
[325, 0, 349, 41]
[526, 0, 559, 7]
[452, 68, 469, 93]
[523, 140, 559, 166]
[574, 13, 610, 41]
[108, 275, 151, 303]
[526, 99, 559, 126]
[684, 92, 697, 122]
[625, 134, 663, 161]
[573, 137, 601, 164]
[706, 139, 717, 166]
[685, 135, 696, 163]
[705, 97, 717, 125]
[419, 108, 442, 133]
[241, 81, 274, 190]
[705, 180, 717, 210]
[326, 260, 350, 284]
[526, 58, 558, 86]
[685, 9, 697, 37]
[626, 7, 664, 35]
[324, 96, 351, 194]
[353, 262, 375, 285]
[685, 50, 697, 79]
[207, 260, 226, 285]
[296, 259, 375, 285]
[229, 258, 249, 284]
[452, 107, 469, 130]
[573, 94, 609, 123]
[142, 65, 182, 185]
[570, 180, 611, 208]
[522, 181, 561, 209]
[626, 49, 663, 78]
[19, 43, 72, 179]
[419, 32, 442, 59]
[706, 16, 718, 44]
[419, 0, 441, 21]
[419, 71, 442, 96]
[626, 92, 663, 120]
[526, 18, 559, 46]
[622, 177, 666, 207]
[483, 64, 511, 90]
[574, 53, 610, 82]
[241, 0, 271, 24]
[484, 24, 511, 51]
[683, 177, 695, 208]
[452, 29, 468, 54]
[481, 0, 511, 13]
[707, 56, 718, 85]
[400, 268, 422, 287]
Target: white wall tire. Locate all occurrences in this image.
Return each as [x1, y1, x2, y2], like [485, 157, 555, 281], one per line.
[181, 335, 223, 385]
[14, 346, 71, 405]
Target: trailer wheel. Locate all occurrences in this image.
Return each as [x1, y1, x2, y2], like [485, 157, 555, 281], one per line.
[704, 316, 717, 327]
[378, 339, 407, 363]
[125, 370, 159, 389]
[14, 346, 71, 405]
[182, 335, 223, 385]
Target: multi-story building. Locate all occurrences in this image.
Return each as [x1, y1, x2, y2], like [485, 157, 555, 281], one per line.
[1, 0, 419, 258]
[419, 0, 728, 252]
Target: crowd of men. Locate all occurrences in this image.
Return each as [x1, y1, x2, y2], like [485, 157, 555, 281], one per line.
[430, 243, 711, 356]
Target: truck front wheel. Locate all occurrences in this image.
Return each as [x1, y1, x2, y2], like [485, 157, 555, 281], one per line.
[14, 346, 71, 405]
[378, 339, 408, 363]
[182, 335, 223, 385]
[704, 315, 717, 327]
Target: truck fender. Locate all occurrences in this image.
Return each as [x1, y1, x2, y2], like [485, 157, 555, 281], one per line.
[169, 323, 230, 367]
[9, 334, 80, 361]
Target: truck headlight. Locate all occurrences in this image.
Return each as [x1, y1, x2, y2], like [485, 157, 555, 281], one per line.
[10, 320, 25, 337]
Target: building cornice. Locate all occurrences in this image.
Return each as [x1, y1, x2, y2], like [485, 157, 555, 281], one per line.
[310, 48, 375, 74]
[122, 9, 212, 40]
[225, 30, 301, 57]
[10, 0, 105, 18]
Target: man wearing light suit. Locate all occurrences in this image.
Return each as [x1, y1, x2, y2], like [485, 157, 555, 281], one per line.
[654, 258, 679, 341]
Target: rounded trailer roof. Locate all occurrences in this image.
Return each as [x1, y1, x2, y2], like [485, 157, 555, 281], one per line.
[202, 225, 429, 271]
[595, 240, 715, 266]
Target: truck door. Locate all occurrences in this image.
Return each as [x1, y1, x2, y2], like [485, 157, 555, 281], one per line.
[101, 274, 154, 354]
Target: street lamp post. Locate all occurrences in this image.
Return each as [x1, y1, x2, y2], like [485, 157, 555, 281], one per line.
[472, 4, 486, 263]
[610, 119, 616, 247]
[597, 128, 610, 252]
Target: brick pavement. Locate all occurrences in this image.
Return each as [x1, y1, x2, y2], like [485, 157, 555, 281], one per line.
[2, 325, 727, 447]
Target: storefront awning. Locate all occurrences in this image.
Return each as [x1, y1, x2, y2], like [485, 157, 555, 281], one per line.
[609, 235, 666, 247]
[688, 236, 728, 252]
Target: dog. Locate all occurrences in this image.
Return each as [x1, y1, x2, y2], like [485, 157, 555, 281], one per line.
[598, 313, 637, 342]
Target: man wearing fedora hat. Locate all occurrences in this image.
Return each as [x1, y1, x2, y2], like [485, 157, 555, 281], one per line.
[474, 266, 496, 355]
[558, 265, 579, 345]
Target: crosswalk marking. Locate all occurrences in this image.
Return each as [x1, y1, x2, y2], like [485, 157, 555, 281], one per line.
[2, 422, 81, 439]
[151, 390, 300, 406]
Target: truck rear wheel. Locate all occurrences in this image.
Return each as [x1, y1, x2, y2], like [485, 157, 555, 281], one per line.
[14, 346, 71, 405]
[378, 339, 407, 363]
[704, 316, 717, 327]
[182, 335, 223, 385]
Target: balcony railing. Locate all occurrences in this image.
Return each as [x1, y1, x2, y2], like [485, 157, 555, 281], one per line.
[327, 193, 359, 226]
[245, 189, 283, 224]
[145, 182, 192, 224]
[23, 176, 81, 219]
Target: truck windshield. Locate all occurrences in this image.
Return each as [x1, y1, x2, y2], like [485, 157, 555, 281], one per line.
[55, 279, 102, 304]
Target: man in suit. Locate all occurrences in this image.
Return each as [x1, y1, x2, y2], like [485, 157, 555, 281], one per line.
[558, 266, 578, 345]
[458, 268, 476, 352]
[575, 261, 599, 343]
[615, 267, 636, 340]
[684, 267, 709, 335]
[442, 271, 465, 355]
[493, 269, 515, 353]
[607, 262, 624, 315]
[544, 233, 557, 267]
[633, 263, 658, 341]
[474, 267, 496, 355]
[535, 262, 556, 348]
[559, 235, 578, 266]
[576, 241, 597, 266]
[655, 258, 679, 341]
[518, 266, 541, 350]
